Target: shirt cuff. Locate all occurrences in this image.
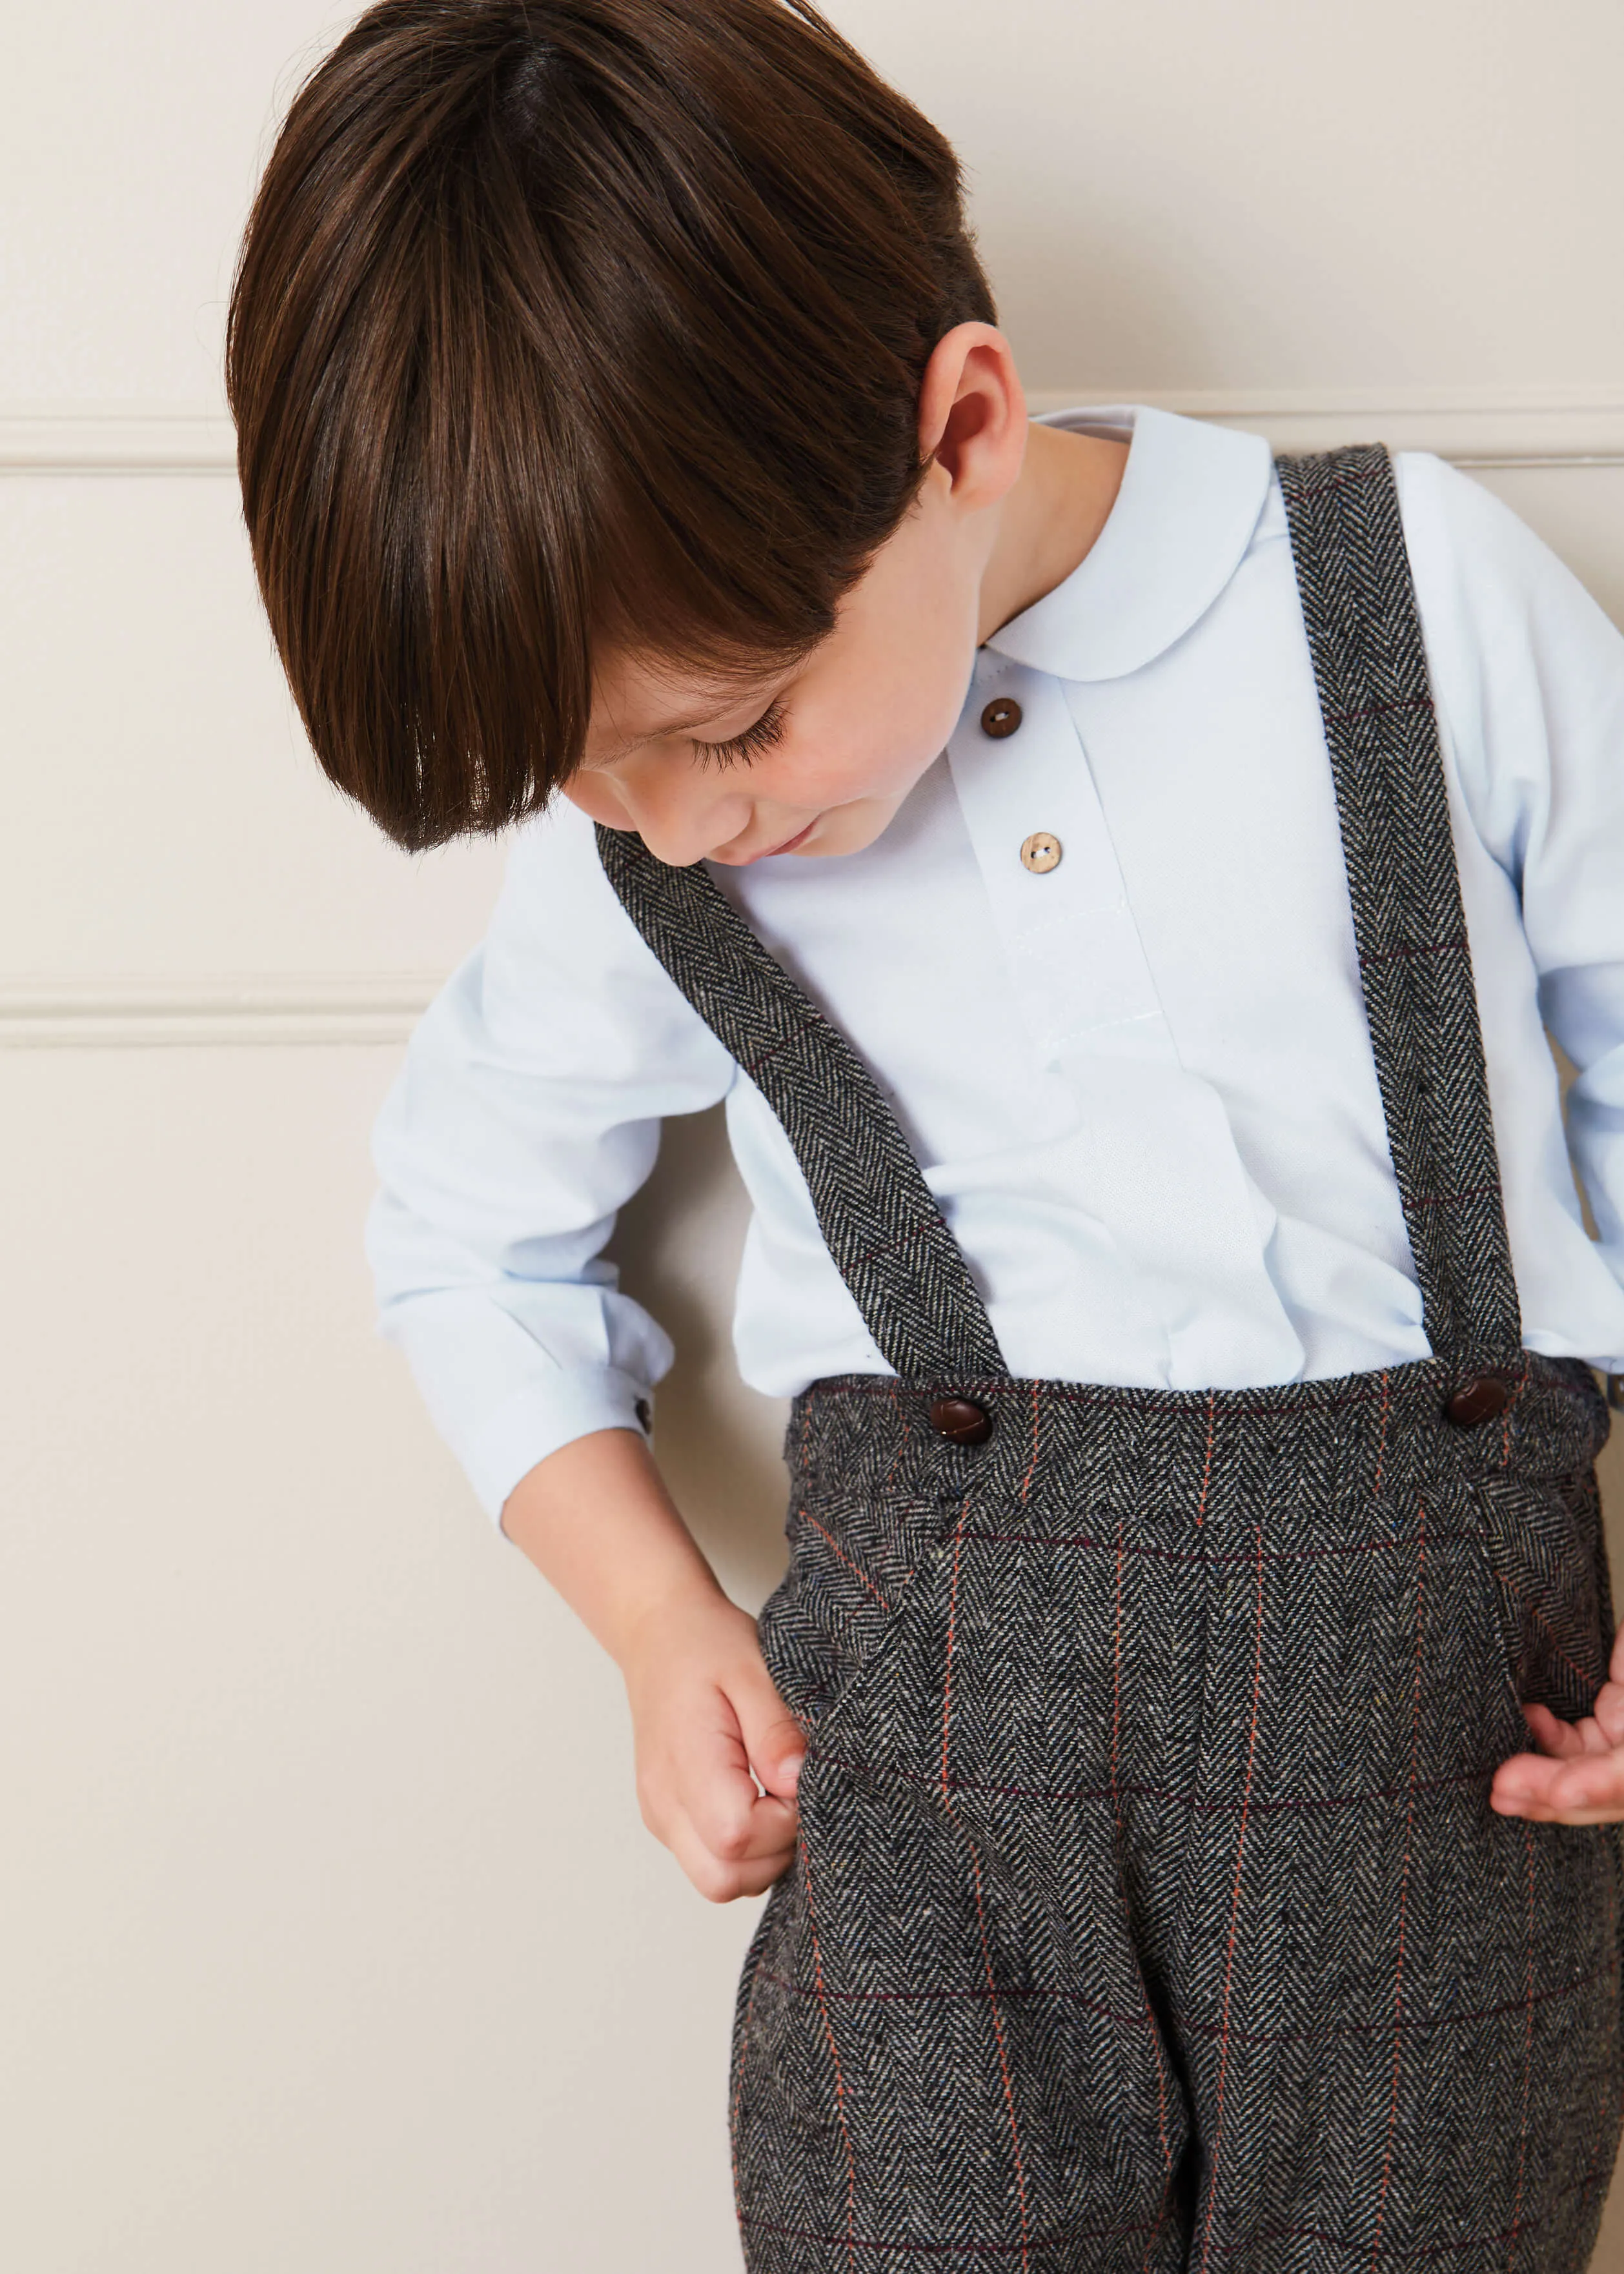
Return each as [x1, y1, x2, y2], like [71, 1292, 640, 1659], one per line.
[451, 1366, 656, 1531]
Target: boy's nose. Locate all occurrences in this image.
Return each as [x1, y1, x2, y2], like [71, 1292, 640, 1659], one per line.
[626, 807, 740, 867]
[616, 771, 751, 869]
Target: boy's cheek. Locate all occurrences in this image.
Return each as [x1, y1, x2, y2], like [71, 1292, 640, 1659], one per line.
[779, 704, 959, 840]
[559, 776, 618, 826]
[789, 793, 911, 858]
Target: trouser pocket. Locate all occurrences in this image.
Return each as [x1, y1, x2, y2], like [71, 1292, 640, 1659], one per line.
[755, 1484, 958, 1748]
[1469, 1467, 1614, 1721]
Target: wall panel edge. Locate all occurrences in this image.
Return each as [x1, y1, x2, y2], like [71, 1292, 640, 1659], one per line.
[5, 391, 1624, 471]
[0, 977, 440, 1049]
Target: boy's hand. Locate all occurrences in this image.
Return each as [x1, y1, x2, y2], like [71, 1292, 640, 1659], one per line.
[620, 1589, 807, 1902]
[1490, 1619, 1624, 1824]
[498, 1429, 806, 1900]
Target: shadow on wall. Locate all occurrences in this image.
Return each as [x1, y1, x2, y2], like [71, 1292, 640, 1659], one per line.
[605, 1103, 793, 1614]
[1555, 1038, 1624, 1542]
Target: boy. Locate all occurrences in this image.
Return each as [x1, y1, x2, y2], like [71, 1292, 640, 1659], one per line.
[227, 2, 1624, 2266]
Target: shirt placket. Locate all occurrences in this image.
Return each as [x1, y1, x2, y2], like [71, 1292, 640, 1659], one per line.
[945, 654, 1178, 1073]
[945, 649, 1310, 1387]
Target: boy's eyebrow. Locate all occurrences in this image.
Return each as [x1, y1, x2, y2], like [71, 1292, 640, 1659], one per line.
[636, 707, 727, 742]
[589, 713, 714, 769]
[590, 688, 786, 766]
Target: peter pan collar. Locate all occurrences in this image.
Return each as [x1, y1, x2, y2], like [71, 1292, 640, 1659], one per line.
[981, 403, 1275, 684]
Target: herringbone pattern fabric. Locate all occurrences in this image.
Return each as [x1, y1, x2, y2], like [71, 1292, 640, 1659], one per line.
[594, 824, 1006, 1385]
[1275, 449, 1521, 1363]
[593, 447, 1623, 2268]
[738, 1357, 1619, 2271]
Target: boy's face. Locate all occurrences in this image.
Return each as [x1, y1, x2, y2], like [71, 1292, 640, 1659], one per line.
[563, 458, 993, 869]
[562, 324, 1032, 869]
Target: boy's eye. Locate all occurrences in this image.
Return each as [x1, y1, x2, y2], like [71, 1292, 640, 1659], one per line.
[691, 698, 787, 771]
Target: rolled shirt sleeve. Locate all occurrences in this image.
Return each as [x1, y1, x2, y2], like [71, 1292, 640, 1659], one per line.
[365, 800, 737, 1527]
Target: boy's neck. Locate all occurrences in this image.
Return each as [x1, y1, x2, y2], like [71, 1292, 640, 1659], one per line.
[976, 420, 1131, 648]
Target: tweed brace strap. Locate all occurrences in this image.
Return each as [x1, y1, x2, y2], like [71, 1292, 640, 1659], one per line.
[596, 443, 1521, 1380]
[593, 824, 1008, 1383]
[1275, 445, 1521, 1363]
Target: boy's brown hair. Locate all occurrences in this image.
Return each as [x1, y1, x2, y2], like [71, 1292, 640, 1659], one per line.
[227, 0, 995, 851]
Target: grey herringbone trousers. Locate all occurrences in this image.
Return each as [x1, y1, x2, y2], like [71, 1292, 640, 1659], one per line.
[597, 447, 1623, 2271]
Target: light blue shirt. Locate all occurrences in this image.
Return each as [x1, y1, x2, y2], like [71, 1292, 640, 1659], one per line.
[366, 405, 1624, 1526]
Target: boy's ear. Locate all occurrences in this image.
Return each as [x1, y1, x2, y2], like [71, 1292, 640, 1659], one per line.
[917, 323, 1028, 511]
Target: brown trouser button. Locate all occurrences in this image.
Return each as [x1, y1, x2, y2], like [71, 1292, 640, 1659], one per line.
[929, 1396, 993, 1446]
[1444, 1376, 1510, 1428]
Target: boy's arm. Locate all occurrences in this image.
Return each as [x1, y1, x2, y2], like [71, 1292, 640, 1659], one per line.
[500, 1428, 806, 1900]
[367, 799, 737, 1525]
[1397, 452, 1624, 1354]
[369, 804, 805, 1895]
[1400, 454, 1624, 1825]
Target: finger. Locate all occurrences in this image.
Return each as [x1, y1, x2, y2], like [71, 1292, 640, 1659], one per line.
[684, 1698, 804, 1865]
[636, 1712, 776, 1861]
[689, 1771, 802, 1867]
[666, 1805, 799, 1903]
[638, 1745, 799, 1880]
[1594, 1680, 1624, 1747]
[729, 1659, 808, 1802]
[1492, 1790, 1624, 1825]
[1609, 1619, 1624, 1687]
[1492, 1747, 1624, 1818]
[1543, 1752, 1624, 1812]
[1519, 1701, 1589, 1758]
[1490, 1749, 1574, 1807]
[1522, 1699, 1619, 1758]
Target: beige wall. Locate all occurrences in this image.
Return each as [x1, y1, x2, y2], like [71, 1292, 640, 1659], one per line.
[3, 5, 1622, 2268]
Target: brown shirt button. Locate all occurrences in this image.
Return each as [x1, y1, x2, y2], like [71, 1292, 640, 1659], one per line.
[928, 1396, 993, 1446]
[980, 697, 1022, 739]
[1020, 832, 1062, 873]
[1444, 1376, 1511, 1428]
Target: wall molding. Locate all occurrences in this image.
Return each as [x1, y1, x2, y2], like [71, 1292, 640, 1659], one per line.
[1025, 385, 1624, 465]
[5, 387, 1624, 472]
[0, 409, 241, 473]
[5, 383, 1619, 1050]
[0, 975, 440, 1049]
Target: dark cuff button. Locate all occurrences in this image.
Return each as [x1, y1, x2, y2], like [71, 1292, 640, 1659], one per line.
[929, 1396, 993, 1446]
[980, 697, 1022, 739]
[1444, 1376, 1510, 1428]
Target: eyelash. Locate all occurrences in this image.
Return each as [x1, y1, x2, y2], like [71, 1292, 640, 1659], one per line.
[691, 698, 787, 771]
